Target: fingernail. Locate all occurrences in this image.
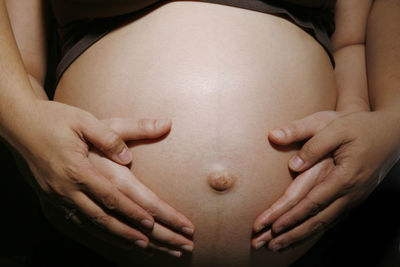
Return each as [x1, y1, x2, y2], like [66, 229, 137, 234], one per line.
[118, 147, 131, 162]
[135, 240, 148, 248]
[271, 129, 285, 139]
[181, 244, 194, 252]
[255, 240, 266, 250]
[168, 250, 182, 258]
[182, 227, 194, 236]
[141, 219, 154, 229]
[289, 155, 304, 170]
[156, 119, 170, 128]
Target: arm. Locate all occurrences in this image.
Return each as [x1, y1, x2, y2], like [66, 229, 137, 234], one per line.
[4, 0, 49, 96]
[1, 0, 195, 255]
[0, 0, 47, 144]
[367, 0, 400, 115]
[1, 0, 134, 164]
[252, 0, 400, 252]
[331, 0, 372, 112]
[251, 0, 391, 251]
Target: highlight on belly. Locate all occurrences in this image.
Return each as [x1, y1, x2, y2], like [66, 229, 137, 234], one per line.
[207, 169, 236, 193]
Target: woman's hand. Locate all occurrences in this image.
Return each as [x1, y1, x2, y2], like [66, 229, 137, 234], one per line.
[14, 99, 194, 253]
[251, 109, 400, 251]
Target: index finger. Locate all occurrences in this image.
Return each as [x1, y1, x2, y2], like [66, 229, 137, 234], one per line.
[86, 148, 195, 236]
[271, 166, 349, 235]
[113, 169, 195, 236]
[72, 160, 156, 230]
[254, 157, 333, 233]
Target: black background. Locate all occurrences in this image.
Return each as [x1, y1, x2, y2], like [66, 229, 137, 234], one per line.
[1, 141, 399, 267]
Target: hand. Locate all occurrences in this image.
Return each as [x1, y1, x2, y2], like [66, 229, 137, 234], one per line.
[252, 109, 400, 252]
[13, 99, 194, 253]
[65, 146, 194, 258]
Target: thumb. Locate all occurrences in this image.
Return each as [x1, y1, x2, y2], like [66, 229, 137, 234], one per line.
[269, 111, 339, 145]
[80, 117, 171, 166]
[78, 115, 134, 165]
[288, 119, 348, 172]
[102, 118, 172, 140]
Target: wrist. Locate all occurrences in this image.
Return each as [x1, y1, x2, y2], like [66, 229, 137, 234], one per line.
[0, 96, 44, 151]
[336, 96, 371, 113]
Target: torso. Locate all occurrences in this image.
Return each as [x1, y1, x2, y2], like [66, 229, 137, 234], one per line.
[47, 1, 337, 266]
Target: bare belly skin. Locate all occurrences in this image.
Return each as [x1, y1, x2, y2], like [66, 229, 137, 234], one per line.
[48, 1, 337, 266]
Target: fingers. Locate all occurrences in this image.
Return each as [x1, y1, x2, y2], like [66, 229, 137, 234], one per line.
[252, 229, 273, 249]
[266, 197, 348, 252]
[287, 119, 350, 172]
[113, 168, 195, 236]
[79, 115, 172, 166]
[90, 149, 195, 236]
[148, 242, 183, 258]
[74, 160, 156, 230]
[143, 222, 194, 257]
[253, 157, 334, 233]
[252, 194, 348, 251]
[269, 111, 339, 145]
[87, 149, 195, 246]
[252, 159, 347, 250]
[74, 209, 193, 257]
[72, 192, 150, 249]
[78, 114, 133, 165]
[65, 208, 141, 251]
[149, 221, 194, 251]
[66, 196, 194, 257]
[103, 118, 172, 141]
[269, 166, 349, 236]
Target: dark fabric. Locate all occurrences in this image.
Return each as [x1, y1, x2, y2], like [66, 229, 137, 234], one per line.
[45, 0, 336, 100]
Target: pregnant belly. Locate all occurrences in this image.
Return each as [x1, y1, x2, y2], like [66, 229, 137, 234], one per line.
[51, 1, 336, 266]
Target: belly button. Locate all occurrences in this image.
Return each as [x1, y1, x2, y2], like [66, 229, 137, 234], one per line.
[207, 170, 236, 192]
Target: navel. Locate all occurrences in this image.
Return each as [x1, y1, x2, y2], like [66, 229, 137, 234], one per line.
[207, 169, 236, 192]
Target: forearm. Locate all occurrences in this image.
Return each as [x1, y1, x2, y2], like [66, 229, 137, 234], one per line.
[334, 44, 370, 112]
[330, 0, 373, 112]
[366, 0, 400, 114]
[0, 1, 43, 144]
